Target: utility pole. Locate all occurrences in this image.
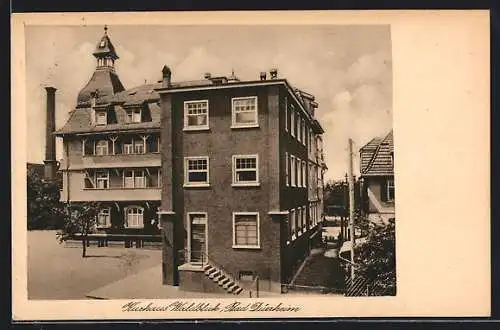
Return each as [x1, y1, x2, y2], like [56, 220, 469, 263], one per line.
[348, 138, 355, 280]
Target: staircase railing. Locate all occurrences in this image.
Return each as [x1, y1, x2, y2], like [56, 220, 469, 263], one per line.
[249, 275, 259, 298]
[344, 275, 391, 296]
[345, 276, 370, 296]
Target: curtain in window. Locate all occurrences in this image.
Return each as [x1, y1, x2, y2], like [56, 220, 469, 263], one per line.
[234, 215, 258, 246]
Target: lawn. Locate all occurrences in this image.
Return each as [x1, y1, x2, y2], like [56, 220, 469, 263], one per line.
[27, 230, 162, 300]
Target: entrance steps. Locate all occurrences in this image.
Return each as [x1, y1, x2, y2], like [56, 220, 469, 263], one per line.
[203, 264, 244, 295]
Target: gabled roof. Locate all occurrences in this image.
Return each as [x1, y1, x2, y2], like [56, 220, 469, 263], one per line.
[360, 130, 394, 177]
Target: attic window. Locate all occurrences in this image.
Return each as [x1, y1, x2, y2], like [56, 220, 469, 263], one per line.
[99, 40, 105, 47]
[126, 108, 142, 123]
[95, 111, 107, 126]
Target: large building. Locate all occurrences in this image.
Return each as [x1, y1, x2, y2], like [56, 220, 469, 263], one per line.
[54, 27, 163, 246]
[50, 26, 327, 294]
[156, 67, 327, 294]
[359, 130, 395, 224]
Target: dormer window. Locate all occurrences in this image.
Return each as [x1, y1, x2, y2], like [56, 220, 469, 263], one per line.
[96, 111, 107, 126]
[126, 108, 142, 123]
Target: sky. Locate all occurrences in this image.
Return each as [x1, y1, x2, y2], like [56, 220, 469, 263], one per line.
[25, 25, 393, 181]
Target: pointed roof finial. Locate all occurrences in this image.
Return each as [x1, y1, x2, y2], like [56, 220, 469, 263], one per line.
[104, 25, 108, 35]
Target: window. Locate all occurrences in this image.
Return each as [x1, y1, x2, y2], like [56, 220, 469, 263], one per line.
[134, 140, 145, 154]
[123, 139, 145, 154]
[97, 208, 111, 228]
[95, 140, 108, 155]
[302, 206, 306, 230]
[302, 160, 307, 187]
[233, 212, 260, 248]
[184, 157, 209, 186]
[290, 209, 296, 238]
[123, 143, 134, 154]
[309, 129, 314, 158]
[125, 206, 144, 228]
[96, 170, 109, 189]
[232, 155, 259, 186]
[124, 169, 146, 188]
[291, 156, 296, 187]
[126, 108, 142, 123]
[290, 106, 295, 137]
[387, 179, 395, 201]
[297, 116, 301, 142]
[297, 207, 302, 233]
[82, 139, 94, 156]
[285, 152, 289, 186]
[96, 111, 107, 126]
[301, 117, 305, 143]
[184, 100, 209, 130]
[147, 135, 160, 153]
[284, 97, 288, 132]
[232, 96, 258, 127]
[297, 157, 302, 187]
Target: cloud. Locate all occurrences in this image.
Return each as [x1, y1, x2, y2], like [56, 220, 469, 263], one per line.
[25, 26, 393, 181]
[174, 46, 226, 81]
[318, 49, 393, 181]
[346, 49, 392, 87]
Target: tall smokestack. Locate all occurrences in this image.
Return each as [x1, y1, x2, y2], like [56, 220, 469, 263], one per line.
[43, 86, 57, 182]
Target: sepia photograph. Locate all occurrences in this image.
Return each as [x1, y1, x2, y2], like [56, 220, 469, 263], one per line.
[12, 10, 490, 320]
[25, 23, 394, 300]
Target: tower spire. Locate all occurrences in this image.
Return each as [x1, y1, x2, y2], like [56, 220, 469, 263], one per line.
[93, 25, 119, 69]
[76, 26, 125, 107]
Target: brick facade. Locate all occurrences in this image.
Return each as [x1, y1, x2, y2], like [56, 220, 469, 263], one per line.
[158, 76, 326, 293]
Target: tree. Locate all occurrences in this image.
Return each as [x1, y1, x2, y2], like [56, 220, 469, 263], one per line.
[27, 166, 65, 230]
[56, 202, 101, 258]
[354, 218, 396, 296]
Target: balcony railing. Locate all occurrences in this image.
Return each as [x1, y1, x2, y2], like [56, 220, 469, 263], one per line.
[73, 153, 161, 170]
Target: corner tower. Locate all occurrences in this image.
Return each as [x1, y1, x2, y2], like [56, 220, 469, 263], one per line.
[76, 25, 125, 108]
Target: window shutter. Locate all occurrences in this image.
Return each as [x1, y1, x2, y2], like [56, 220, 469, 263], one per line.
[380, 179, 388, 202]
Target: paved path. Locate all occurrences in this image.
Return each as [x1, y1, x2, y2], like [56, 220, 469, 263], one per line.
[292, 247, 345, 290]
[86, 265, 282, 299]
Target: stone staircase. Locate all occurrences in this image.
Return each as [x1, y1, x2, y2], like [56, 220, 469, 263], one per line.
[203, 264, 245, 295]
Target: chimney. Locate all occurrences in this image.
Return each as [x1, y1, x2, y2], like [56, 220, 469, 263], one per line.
[260, 72, 267, 80]
[204, 72, 212, 80]
[162, 65, 172, 87]
[270, 68, 278, 79]
[43, 86, 58, 182]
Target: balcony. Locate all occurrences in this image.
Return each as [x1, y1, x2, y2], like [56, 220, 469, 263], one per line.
[63, 187, 161, 202]
[77, 153, 161, 170]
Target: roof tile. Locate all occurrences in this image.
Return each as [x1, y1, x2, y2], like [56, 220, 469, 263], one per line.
[360, 130, 394, 176]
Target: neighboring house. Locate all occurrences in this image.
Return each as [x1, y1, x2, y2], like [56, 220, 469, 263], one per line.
[156, 68, 327, 294]
[53, 27, 163, 246]
[359, 130, 395, 224]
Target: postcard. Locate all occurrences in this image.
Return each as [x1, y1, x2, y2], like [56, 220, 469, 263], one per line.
[11, 10, 490, 320]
